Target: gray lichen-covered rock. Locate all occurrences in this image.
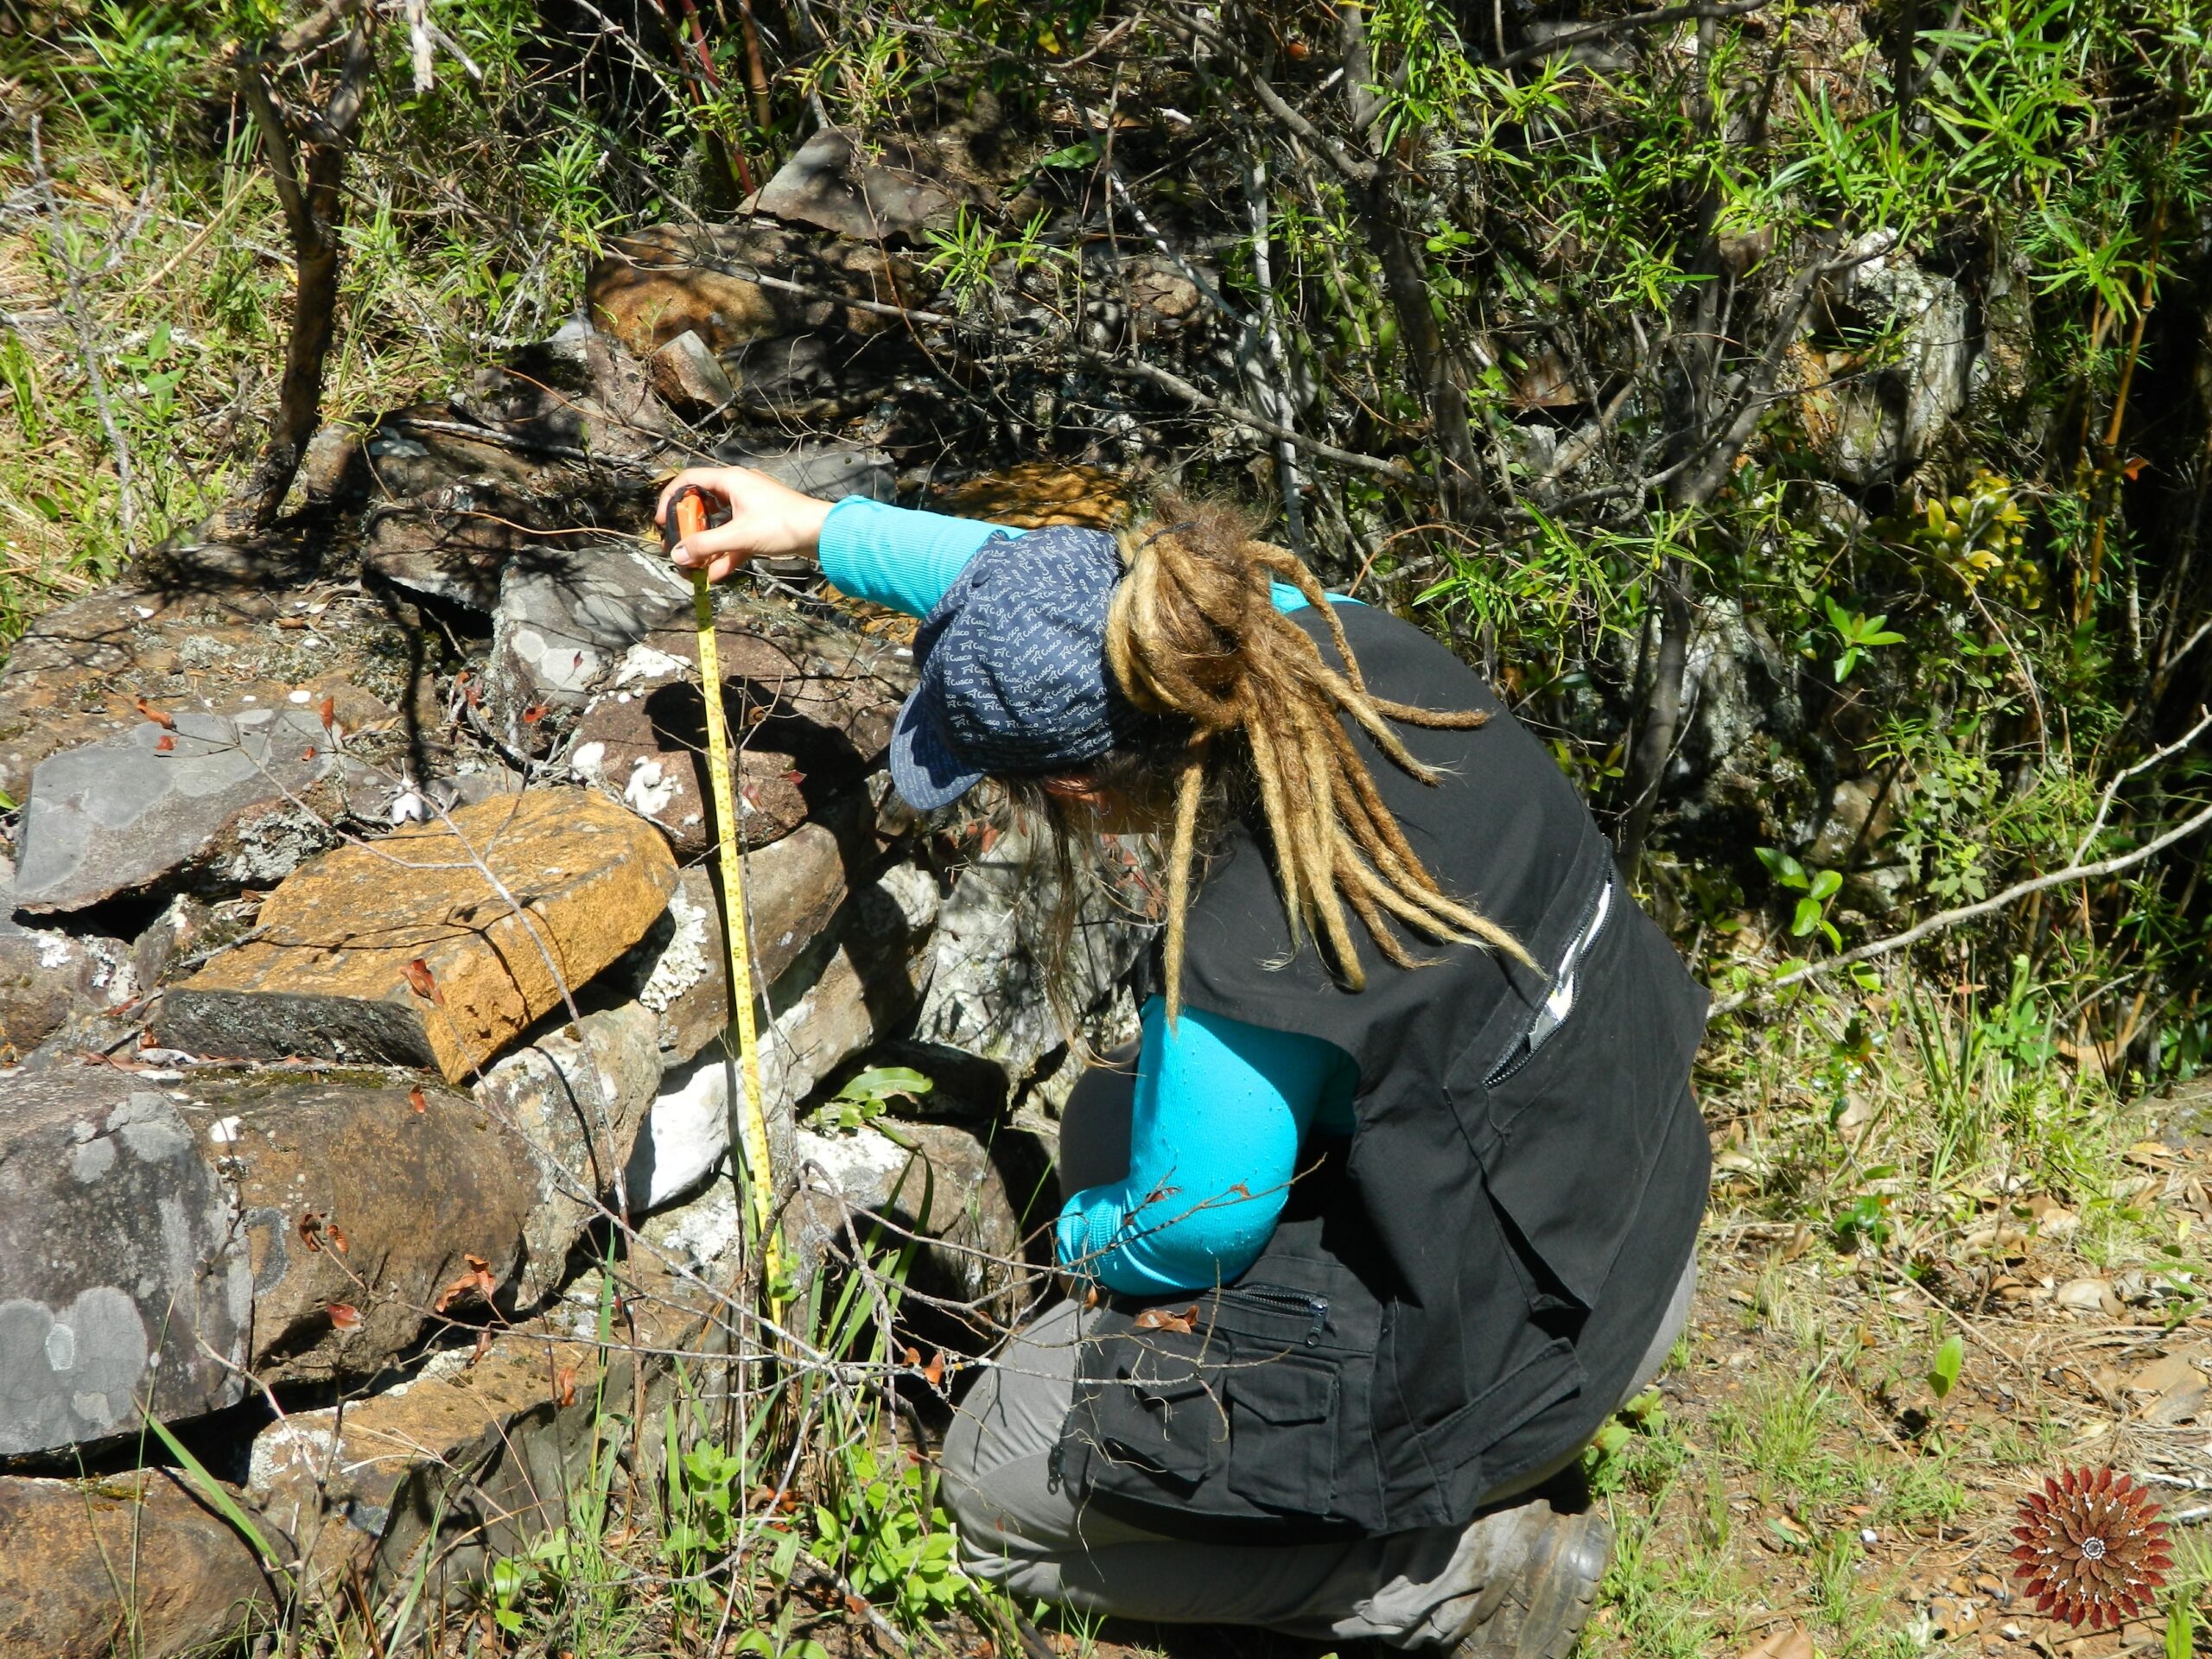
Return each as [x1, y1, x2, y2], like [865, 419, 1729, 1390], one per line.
[0, 570, 409, 814]
[11, 705, 373, 913]
[489, 541, 697, 736]
[1803, 230, 1972, 485]
[749, 126, 964, 242]
[911, 815, 1156, 1088]
[0, 1072, 251, 1457]
[175, 1074, 535, 1388]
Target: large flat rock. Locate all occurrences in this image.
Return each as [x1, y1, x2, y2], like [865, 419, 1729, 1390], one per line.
[748, 125, 965, 241]
[0, 1071, 251, 1457]
[0, 572, 416, 810]
[12, 704, 378, 913]
[183, 1072, 532, 1387]
[0, 1471, 289, 1659]
[152, 788, 677, 1083]
[586, 219, 923, 359]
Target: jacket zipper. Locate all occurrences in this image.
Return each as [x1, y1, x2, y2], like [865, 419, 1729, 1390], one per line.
[1228, 1284, 1331, 1347]
[1484, 877, 1611, 1090]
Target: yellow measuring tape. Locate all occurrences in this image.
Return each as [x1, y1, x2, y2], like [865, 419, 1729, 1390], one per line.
[675, 490, 785, 1308]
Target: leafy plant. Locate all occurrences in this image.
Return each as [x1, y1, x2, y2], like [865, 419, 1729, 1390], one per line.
[811, 1065, 933, 1135]
[1821, 594, 1907, 683]
[1758, 848, 1845, 950]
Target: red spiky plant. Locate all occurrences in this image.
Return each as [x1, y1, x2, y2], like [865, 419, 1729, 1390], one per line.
[2012, 1468, 2173, 1629]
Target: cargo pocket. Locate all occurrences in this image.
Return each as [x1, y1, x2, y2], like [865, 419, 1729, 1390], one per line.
[1084, 1359, 1225, 1487]
[1224, 1353, 1340, 1512]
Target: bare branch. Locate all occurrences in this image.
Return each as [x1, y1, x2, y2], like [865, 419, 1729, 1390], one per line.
[1713, 791, 2212, 1015]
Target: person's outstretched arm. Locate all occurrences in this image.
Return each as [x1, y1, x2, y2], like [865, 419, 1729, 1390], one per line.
[657, 467, 1017, 618]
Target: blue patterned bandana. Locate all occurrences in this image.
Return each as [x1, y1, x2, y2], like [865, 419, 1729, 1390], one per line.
[888, 524, 1154, 811]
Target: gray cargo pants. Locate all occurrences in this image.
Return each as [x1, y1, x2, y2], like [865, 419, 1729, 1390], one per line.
[938, 1066, 1696, 1646]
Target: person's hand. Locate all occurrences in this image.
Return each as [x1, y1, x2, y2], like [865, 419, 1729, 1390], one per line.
[654, 467, 835, 582]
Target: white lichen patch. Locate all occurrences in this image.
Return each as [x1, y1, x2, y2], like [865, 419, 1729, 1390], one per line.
[638, 882, 710, 1013]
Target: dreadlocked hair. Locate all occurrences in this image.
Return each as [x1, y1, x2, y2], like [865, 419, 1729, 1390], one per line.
[1105, 497, 1532, 1023]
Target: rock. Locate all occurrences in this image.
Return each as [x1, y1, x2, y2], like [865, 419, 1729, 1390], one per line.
[0, 571, 418, 808]
[587, 220, 925, 359]
[748, 125, 964, 242]
[152, 788, 677, 1083]
[645, 328, 736, 413]
[1801, 231, 1972, 485]
[11, 703, 381, 914]
[0, 1071, 251, 1457]
[628, 862, 940, 1210]
[911, 814, 1154, 1090]
[248, 1247, 712, 1603]
[0, 1471, 289, 1659]
[168, 1072, 529, 1386]
[474, 1001, 664, 1300]
[2054, 1276, 2122, 1317]
[562, 597, 910, 852]
[488, 538, 696, 733]
[627, 823, 857, 1064]
[363, 477, 572, 611]
[354, 326, 682, 514]
[1806, 777, 1902, 869]
[787, 1118, 1047, 1308]
[0, 855, 133, 1058]
[714, 437, 894, 504]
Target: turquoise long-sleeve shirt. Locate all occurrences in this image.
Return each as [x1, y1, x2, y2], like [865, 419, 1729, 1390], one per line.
[817, 495, 1360, 1295]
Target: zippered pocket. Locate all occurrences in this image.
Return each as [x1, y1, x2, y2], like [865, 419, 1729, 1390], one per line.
[1214, 1283, 1331, 1349]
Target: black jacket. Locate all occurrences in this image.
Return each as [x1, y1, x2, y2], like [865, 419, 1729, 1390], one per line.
[1053, 602, 1710, 1539]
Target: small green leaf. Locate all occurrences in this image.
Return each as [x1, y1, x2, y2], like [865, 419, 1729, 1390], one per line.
[1929, 1332, 1965, 1401]
[1033, 139, 1100, 169]
[1791, 896, 1823, 937]
[2165, 1591, 2194, 1659]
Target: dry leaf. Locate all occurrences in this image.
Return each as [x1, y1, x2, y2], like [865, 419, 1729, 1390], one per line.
[316, 694, 335, 731]
[521, 702, 549, 725]
[902, 1345, 921, 1368]
[400, 958, 444, 1005]
[925, 1351, 945, 1389]
[154, 733, 175, 753]
[300, 746, 317, 762]
[470, 1330, 493, 1366]
[554, 1364, 578, 1408]
[134, 696, 175, 729]
[1133, 1305, 1200, 1334]
[435, 1252, 498, 1314]
[409, 1084, 429, 1114]
[327, 1301, 362, 1332]
[296, 1211, 326, 1253]
[326, 1222, 349, 1255]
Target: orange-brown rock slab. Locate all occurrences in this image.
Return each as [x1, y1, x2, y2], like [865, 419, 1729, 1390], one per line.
[0, 1471, 290, 1659]
[153, 788, 677, 1083]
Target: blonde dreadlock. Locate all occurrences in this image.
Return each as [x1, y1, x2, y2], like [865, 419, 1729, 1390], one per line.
[1104, 498, 1532, 1022]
